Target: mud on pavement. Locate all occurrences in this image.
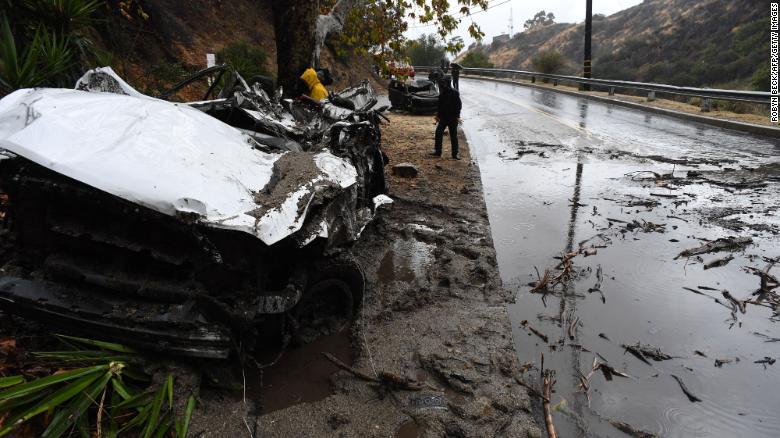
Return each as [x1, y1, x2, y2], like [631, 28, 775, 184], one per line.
[189, 113, 541, 437]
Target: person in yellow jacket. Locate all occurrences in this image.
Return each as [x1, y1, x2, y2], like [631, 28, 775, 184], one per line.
[300, 67, 328, 101]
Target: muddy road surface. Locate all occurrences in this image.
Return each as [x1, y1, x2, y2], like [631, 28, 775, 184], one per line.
[460, 78, 780, 438]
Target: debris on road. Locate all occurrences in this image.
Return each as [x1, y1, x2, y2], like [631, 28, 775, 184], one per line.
[520, 320, 550, 343]
[607, 419, 659, 438]
[703, 255, 734, 270]
[675, 237, 753, 259]
[321, 352, 432, 391]
[714, 358, 737, 367]
[671, 374, 702, 402]
[721, 290, 747, 314]
[623, 343, 674, 361]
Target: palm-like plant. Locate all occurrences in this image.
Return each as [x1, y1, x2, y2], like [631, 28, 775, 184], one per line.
[0, 0, 104, 93]
[0, 335, 196, 438]
[0, 16, 72, 91]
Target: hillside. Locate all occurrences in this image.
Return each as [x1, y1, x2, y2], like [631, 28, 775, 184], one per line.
[2, 0, 375, 99]
[464, 0, 766, 89]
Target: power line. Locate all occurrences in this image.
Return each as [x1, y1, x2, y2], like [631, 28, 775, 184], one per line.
[408, 0, 513, 29]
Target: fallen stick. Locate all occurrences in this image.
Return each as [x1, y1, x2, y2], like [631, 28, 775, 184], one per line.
[623, 344, 652, 366]
[567, 317, 579, 340]
[753, 332, 780, 342]
[520, 320, 549, 343]
[607, 419, 659, 438]
[671, 375, 701, 402]
[530, 267, 551, 293]
[322, 352, 429, 391]
[542, 370, 558, 438]
[514, 376, 548, 402]
[682, 287, 731, 309]
[721, 290, 747, 314]
[704, 255, 733, 270]
[529, 326, 550, 343]
[675, 237, 752, 259]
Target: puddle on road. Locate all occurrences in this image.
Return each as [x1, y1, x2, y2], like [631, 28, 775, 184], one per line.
[247, 226, 435, 415]
[395, 420, 420, 438]
[461, 80, 780, 438]
[251, 330, 353, 414]
[378, 235, 436, 285]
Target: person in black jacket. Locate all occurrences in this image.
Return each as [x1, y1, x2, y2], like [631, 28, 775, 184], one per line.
[432, 77, 462, 160]
[450, 62, 461, 90]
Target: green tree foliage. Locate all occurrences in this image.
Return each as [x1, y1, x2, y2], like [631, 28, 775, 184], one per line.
[217, 41, 270, 80]
[404, 34, 447, 67]
[752, 63, 769, 91]
[0, 0, 105, 93]
[532, 50, 563, 74]
[524, 10, 555, 30]
[460, 51, 493, 68]
[325, 0, 488, 65]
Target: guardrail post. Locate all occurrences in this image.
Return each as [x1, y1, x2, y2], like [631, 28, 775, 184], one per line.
[701, 98, 712, 112]
[553, 80, 558, 86]
[647, 91, 656, 102]
[609, 87, 615, 96]
[531, 76, 535, 83]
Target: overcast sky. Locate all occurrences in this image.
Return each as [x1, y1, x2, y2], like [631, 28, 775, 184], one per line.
[405, 0, 643, 50]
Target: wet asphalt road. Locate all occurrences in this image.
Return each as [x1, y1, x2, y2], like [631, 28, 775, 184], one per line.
[459, 78, 780, 438]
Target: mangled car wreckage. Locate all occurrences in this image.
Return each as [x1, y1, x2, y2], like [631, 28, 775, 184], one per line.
[0, 67, 390, 358]
[388, 77, 439, 115]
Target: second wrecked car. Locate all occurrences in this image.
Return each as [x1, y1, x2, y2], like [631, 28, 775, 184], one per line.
[0, 67, 390, 358]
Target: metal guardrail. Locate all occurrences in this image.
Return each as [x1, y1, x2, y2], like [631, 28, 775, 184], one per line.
[413, 66, 769, 108]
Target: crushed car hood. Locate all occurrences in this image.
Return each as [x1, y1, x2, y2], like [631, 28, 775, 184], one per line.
[0, 86, 357, 246]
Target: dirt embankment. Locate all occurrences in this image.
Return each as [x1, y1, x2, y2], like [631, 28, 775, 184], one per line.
[190, 113, 540, 437]
[105, 0, 378, 98]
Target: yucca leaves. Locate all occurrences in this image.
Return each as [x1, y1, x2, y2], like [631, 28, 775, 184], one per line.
[0, 376, 24, 389]
[174, 396, 196, 438]
[40, 369, 114, 438]
[0, 365, 108, 403]
[0, 15, 73, 91]
[0, 336, 196, 437]
[0, 368, 104, 436]
[54, 334, 137, 354]
[24, 0, 103, 34]
[0, 0, 105, 92]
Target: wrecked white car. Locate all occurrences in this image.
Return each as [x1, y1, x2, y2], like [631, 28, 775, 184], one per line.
[0, 67, 390, 358]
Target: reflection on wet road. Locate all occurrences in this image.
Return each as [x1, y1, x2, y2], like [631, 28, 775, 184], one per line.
[460, 78, 780, 438]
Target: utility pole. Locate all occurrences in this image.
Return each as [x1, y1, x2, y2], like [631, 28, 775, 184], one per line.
[582, 0, 593, 91]
[509, 5, 514, 37]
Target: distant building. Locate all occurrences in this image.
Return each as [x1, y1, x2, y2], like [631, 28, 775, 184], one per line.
[492, 34, 510, 44]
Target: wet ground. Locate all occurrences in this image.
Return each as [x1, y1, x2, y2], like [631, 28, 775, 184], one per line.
[187, 112, 539, 437]
[460, 77, 780, 437]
